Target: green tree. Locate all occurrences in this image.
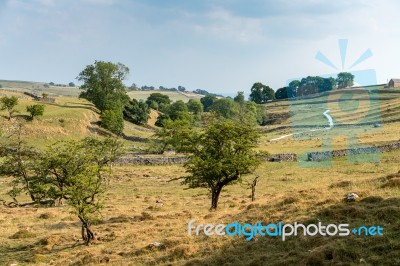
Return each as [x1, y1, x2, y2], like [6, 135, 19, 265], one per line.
[145, 93, 171, 112]
[182, 119, 260, 209]
[0, 96, 19, 120]
[200, 95, 217, 111]
[275, 87, 288, 99]
[234, 91, 245, 104]
[249, 82, 275, 104]
[124, 98, 150, 125]
[186, 99, 203, 116]
[249, 82, 264, 104]
[337, 72, 355, 89]
[26, 104, 44, 120]
[40, 137, 122, 244]
[100, 108, 124, 134]
[154, 119, 196, 153]
[77, 61, 130, 113]
[0, 124, 44, 203]
[1, 133, 122, 244]
[69, 82, 75, 87]
[209, 98, 238, 119]
[168, 100, 192, 121]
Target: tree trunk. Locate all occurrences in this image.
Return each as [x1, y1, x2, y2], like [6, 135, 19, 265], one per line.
[211, 186, 222, 210]
[79, 216, 94, 245]
[251, 176, 259, 202]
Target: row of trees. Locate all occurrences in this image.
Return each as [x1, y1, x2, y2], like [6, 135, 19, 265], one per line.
[249, 72, 355, 102]
[148, 91, 268, 132]
[275, 72, 355, 100]
[0, 96, 44, 120]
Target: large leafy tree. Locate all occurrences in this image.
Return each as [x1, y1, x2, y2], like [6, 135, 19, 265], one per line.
[337, 72, 355, 89]
[0, 96, 19, 120]
[77, 61, 130, 113]
[182, 119, 260, 209]
[249, 82, 275, 104]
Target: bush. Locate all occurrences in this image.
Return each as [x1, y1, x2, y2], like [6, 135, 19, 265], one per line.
[100, 108, 124, 134]
[26, 104, 44, 120]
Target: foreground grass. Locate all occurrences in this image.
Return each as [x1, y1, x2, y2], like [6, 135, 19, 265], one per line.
[0, 149, 399, 265]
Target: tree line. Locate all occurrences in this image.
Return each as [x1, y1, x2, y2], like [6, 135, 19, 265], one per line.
[249, 72, 355, 103]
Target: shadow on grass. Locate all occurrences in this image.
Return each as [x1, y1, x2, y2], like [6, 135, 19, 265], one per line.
[0, 239, 83, 265]
[176, 197, 400, 266]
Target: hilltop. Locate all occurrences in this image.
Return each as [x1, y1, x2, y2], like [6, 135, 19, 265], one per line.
[0, 79, 208, 102]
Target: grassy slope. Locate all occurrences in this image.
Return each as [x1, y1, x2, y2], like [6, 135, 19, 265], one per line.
[0, 91, 153, 151]
[0, 86, 400, 265]
[0, 152, 399, 265]
[260, 88, 400, 154]
[127, 90, 203, 103]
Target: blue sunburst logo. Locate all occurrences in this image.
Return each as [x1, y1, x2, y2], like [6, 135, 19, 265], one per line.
[315, 39, 373, 70]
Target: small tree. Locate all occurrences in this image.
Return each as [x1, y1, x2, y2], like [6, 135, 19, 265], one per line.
[337, 72, 355, 89]
[200, 95, 217, 112]
[181, 119, 260, 209]
[234, 91, 245, 104]
[209, 98, 238, 119]
[26, 104, 44, 120]
[145, 93, 171, 112]
[1, 96, 19, 120]
[186, 99, 203, 118]
[40, 138, 122, 244]
[100, 108, 124, 134]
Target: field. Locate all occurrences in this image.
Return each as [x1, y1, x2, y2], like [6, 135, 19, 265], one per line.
[0, 86, 400, 265]
[0, 80, 205, 102]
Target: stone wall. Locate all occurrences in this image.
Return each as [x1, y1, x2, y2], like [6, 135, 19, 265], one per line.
[114, 155, 189, 165]
[115, 153, 298, 166]
[307, 141, 400, 161]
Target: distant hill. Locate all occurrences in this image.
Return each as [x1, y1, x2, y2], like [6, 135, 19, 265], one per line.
[0, 79, 207, 102]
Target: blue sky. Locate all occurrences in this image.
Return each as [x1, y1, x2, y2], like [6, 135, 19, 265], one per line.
[1, 0, 400, 94]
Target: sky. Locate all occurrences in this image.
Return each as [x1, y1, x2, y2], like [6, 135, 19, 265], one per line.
[1, 0, 400, 94]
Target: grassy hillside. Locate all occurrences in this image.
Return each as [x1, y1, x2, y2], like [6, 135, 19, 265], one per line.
[0, 79, 206, 102]
[1, 86, 400, 265]
[0, 150, 399, 265]
[0, 91, 153, 151]
[259, 88, 400, 154]
[127, 90, 203, 103]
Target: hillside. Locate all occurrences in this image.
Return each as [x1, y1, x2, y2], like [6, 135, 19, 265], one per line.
[258, 88, 400, 154]
[0, 90, 153, 151]
[0, 79, 206, 102]
[1, 86, 400, 265]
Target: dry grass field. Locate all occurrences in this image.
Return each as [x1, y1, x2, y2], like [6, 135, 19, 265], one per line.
[1, 87, 400, 265]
